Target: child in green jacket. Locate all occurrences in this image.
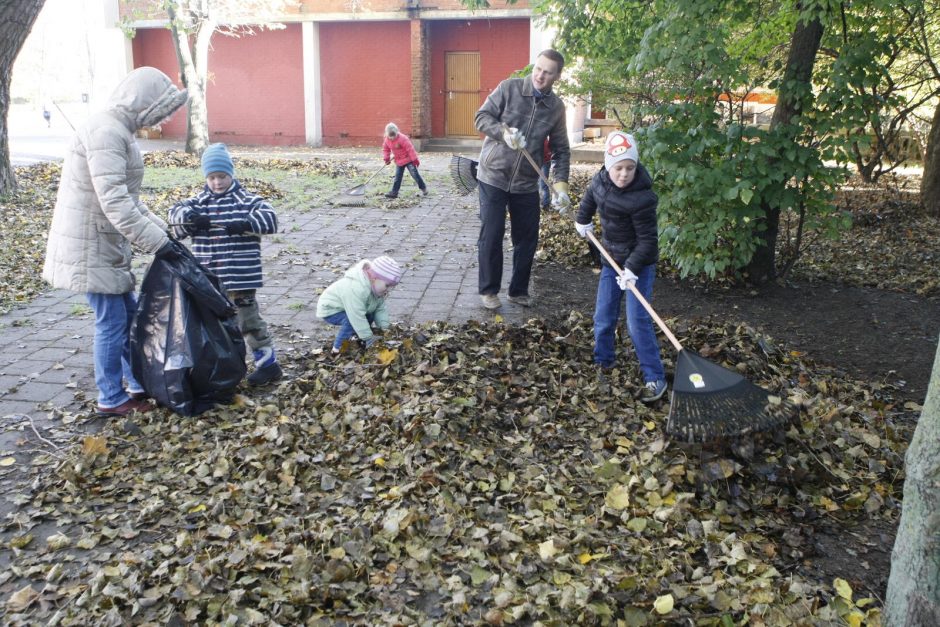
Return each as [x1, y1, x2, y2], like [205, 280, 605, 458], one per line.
[316, 256, 403, 352]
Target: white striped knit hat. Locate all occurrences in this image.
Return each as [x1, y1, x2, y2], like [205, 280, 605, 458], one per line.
[370, 256, 402, 284]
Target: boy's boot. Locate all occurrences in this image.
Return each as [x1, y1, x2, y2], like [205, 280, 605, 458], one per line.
[248, 346, 283, 386]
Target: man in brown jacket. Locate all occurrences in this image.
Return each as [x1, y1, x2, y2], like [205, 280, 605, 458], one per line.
[43, 66, 187, 417]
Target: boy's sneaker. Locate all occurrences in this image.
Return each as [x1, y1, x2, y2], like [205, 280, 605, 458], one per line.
[96, 398, 152, 417]
[248, 347, 283, 386]
[639, 380, 668, 404]
[420, 188, 428, 196]
[384, 192, 398, 199]
[481, 294, 501, 310]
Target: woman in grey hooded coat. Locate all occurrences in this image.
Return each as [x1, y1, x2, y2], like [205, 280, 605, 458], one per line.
[43, 66, 188, 416]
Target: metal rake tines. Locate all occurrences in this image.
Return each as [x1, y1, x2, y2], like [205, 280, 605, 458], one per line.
[666, 381, 795, 443]
[449, 155, 478, 195]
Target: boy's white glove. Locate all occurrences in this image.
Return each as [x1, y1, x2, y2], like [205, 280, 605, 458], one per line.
[552, 182, 571, 213]
[574, 222, 593, 239]
[617, 268, 638, 291]
[502, 127, 526, 150]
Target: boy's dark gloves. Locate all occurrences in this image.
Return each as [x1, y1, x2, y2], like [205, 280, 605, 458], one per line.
[155, 240, 182, 262]
[188, 213, 212, 232]
[224, 219, 252, 235]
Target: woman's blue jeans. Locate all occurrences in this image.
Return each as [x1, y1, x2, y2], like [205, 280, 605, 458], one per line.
[390, 162, 426, 195]
[323, 311, 375, 349]
[593, 263, 666, 383]
[86, 292, 142, 407]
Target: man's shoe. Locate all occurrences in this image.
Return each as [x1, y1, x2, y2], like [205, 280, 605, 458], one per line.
[384, 192, 398, 199]
[128, 390, 150, 401]
[420, 188, 428, 196]
[480, 294, 501, 310]
[96, 398, 152, 417]
[507, 294, 534, 307]
[639, 380, 668, 404]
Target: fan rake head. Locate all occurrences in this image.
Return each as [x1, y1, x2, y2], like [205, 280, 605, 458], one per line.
[449, 155, 479, 196]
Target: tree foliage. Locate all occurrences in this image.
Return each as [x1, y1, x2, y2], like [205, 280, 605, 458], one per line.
[0, 0, 46, 196]
[536, 0, 934, 282]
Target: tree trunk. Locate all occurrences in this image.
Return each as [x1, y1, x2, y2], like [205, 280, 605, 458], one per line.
[922, 98, 940, 217]
[746, 12, 824, 284]
[167, 6, 213, 155]
[884, 340, 940, 625]
[0, 0, 46, 196]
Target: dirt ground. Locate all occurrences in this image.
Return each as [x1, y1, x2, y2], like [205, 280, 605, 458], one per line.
[530, 260, 940, 600]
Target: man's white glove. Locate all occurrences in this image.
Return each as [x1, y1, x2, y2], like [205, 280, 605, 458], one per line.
[551, 182, 571, 213]
[617, 268, 638, 291]
[574, 222, 593, 239]
[502, 127, 526, 150]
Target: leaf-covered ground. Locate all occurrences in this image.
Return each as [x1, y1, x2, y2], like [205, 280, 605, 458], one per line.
[0, 154, 932, 624]
[1, 315, 914, 624]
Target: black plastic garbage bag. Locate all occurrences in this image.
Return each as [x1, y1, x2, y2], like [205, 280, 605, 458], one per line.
[131, 242, 246, 415]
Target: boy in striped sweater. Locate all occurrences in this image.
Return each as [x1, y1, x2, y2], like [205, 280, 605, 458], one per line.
[169, 143, 283, 386]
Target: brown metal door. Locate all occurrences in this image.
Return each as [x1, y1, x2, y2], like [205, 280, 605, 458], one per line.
[445, 52, 480, 137]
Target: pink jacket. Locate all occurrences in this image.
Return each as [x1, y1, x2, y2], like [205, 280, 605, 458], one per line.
[382, 133, 420, 167]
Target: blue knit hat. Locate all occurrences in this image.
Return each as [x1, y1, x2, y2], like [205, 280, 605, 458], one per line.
[201, 143, 234, 177]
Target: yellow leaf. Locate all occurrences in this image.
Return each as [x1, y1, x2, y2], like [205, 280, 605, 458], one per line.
[82, 436, 108, 456]
[0, 457, 15, 466]
[376, 348, 398, 366]
[494, 314, 503, 323]
[605, 484, 630, 510]
[834, 578, 853, 600]
[578, 552, 593, 564]
[6, 584, 39, 612]
[374, 457, 386, 467]
[188, 503, 206, 514]
[653, 594, 674, 614]
[845, 612, 863, 627]
[328, 547, 346, 559]
[643, 420, 656, 430]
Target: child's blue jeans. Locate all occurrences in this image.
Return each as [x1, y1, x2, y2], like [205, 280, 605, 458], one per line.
[323, 311, 375, 350]
[390, 162, 426, 195]
[86, 292, 143, 407]
[593, 263, 666, 383]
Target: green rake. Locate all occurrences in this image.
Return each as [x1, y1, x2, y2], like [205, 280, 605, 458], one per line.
[585, 231, 795, 442]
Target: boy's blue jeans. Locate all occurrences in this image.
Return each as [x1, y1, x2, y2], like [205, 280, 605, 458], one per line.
[390, 162, 426, 195]
[323, 311, 375, 350]
[477, 180, 540, 297]
[86, 292, 143, 407]
[593, 263, 666, 383]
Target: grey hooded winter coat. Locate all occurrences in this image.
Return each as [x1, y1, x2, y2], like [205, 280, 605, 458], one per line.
[42, 67, 188, 294]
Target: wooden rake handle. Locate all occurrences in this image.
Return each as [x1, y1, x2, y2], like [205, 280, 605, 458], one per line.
[585, 230, 684, 353]
[500, 124, 554, 189]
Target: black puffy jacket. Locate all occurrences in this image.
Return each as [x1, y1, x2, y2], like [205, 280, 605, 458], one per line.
[576, 164, 658, 275]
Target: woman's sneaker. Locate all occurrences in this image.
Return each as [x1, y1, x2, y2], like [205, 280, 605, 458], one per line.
[640, 380, 667, 404]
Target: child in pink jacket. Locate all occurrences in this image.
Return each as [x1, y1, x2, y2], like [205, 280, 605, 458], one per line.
[382, 122, 428, 199]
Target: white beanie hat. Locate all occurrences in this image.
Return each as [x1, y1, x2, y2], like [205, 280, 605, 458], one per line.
[370, 256, 402, 285]
[604, 131, 639, 170]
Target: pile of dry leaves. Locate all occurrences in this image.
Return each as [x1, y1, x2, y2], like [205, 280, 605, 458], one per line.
[2, 315, 913, 624]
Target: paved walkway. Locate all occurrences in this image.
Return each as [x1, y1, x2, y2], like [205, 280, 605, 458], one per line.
[0, 148, 548, 439]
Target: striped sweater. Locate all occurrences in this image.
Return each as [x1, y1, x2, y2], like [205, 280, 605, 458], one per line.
[169, 181, 278, 291]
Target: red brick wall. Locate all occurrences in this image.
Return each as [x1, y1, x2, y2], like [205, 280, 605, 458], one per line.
[319, 21, 412, 146]
[428, 19, 531, 137]
[132, 26, 305, 145]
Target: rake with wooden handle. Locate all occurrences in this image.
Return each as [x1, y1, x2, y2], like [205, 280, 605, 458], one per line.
[584, 232, 794, 442]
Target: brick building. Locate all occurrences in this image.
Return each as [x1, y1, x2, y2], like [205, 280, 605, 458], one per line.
[116, 0, 567, 148]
